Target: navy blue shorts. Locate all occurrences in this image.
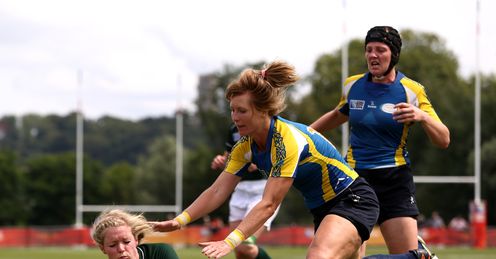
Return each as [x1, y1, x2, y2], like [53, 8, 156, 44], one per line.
[310, 177, 379, 242]
[357, 165, 419, 224]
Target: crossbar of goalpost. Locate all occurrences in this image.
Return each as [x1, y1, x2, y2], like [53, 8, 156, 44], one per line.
[81, 205, 180, 213]
[414, 176, 476, 184]
[80, 178, 475, 211]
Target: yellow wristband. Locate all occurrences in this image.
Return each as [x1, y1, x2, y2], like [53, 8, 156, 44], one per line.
[174, 211, 191, 227]
[224, 229, 246, 249]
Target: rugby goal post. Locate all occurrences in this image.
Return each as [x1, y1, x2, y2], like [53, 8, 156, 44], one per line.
[74, 85, 184, 227]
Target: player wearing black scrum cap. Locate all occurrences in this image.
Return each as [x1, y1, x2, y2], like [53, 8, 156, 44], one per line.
[311, 25, 450, 259]
[365, 26, 402, 79]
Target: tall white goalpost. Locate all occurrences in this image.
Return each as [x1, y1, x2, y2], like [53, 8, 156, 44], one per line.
[74, 71, 183, 228]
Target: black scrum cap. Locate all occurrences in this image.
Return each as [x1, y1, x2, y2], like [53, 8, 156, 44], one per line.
[365, 26, 402, 75]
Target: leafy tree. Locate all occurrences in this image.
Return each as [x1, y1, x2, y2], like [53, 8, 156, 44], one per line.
[462, 74, 496, 224]
[183, 144, 229, 220]
[99, 162, 137, 204]
[0, 150, 27, 225]
[24, 153, 77, 225]
[23, 152, 104, 225]
[134, 136, 178, 205]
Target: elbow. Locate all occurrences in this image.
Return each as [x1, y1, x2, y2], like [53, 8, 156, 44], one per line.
[437, 139, 450, 149]
[436, 130, 451, 149]
[260, 200, 279, 218]
[428, 123, 450, 149]
[267, 204, 279, 216]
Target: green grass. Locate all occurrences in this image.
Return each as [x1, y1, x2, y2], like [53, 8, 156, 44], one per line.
[0, 246, 495, 259]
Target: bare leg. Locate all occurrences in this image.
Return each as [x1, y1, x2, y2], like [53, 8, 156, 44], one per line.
[380, 217, 417, 254]
[358, 241, 367, 258]
[307, 215, 362, 259]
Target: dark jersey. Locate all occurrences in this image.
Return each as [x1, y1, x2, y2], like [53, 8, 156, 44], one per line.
[137, 243, 178, 259]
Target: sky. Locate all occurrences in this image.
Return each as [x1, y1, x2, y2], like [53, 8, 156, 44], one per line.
[1, 0, 495, 120]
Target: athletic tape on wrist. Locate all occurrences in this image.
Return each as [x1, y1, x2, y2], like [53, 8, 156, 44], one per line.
[224, 229, 246, 249]
[174, 211, 191, 227]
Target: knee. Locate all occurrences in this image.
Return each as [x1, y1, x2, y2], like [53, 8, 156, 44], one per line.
[307, 242, 333, 259]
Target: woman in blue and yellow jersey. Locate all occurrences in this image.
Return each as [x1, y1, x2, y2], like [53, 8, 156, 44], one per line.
[152, 60, 383, 259]
[210, 123, 280, 259]
[311, 26, 450, 258]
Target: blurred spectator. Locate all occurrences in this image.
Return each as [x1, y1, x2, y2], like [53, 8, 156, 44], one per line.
[201, 215, 225, 240]
[417, 213, 427, 229]
[449, 215, 468, 231]
[427, 211, 445, 228]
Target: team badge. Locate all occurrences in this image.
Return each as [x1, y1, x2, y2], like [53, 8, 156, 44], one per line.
[381, 103, 396, 114]
[350, 100, 365, 110]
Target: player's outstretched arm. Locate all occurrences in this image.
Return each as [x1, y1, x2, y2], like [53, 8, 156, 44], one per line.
[153, 172, 240, 233]
[149, 220, 181, 232]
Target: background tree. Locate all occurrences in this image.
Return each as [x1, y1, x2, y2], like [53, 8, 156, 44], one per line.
[465, 74, 496, 224]
[134, 136, 177, 205]
[0, 29, 493, 226]
[0, 150, 27, 225]
[99, 161, 137, 204]
[183, 143, 229, 220]
[23, 152, 104, 225]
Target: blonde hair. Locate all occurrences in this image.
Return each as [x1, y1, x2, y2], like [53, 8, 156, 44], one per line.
[91, 209, 152, 246]
[225, 60, 299, 116]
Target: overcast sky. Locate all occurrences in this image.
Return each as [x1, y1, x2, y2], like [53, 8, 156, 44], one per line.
[1, 0, 494, 120]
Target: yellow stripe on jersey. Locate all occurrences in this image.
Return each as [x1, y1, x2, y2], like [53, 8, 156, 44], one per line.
[272, 121, 307, 178]
[346, 147, 356, 168]
[394, 123, 408, 165]
[225, 136, 253, 176]
[295, 126, 358, 202]
[338, 74, 366, 109]
[400, 77, 441, 122]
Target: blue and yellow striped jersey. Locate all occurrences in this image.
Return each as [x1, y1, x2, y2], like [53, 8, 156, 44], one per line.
[338, 71, 442, 169]
[225, 116, 358, 210]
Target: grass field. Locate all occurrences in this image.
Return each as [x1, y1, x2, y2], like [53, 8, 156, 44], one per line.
[0, 246, 495, 259]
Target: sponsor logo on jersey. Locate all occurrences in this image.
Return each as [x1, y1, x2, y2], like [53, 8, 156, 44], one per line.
[381, 103, 396, 114]
[350, 99, 365, 110]
[367, 101, 377, 109]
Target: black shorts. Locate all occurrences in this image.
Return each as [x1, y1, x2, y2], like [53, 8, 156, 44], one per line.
[356, 165, 419, 224]
[310, 177, 379, 242]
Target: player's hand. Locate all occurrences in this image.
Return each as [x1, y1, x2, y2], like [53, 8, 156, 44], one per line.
[247, 163, 258, 173]
[199, 240, 233, 258]
[393, 102, 426, 123]
[149, 220, 181, 232]
[211, 155, 227, 170]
